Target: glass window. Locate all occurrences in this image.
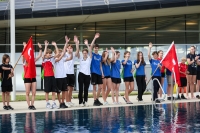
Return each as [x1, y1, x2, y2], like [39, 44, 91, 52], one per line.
[186, 14, 199, 44]
[156, 32, 185, 44]
[96, 20, 125, 44]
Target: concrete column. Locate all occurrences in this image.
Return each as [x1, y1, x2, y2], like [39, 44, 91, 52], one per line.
[10, 0, 16, 101]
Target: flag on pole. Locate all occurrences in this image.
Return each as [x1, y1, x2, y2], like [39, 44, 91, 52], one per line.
[21, 36, 36, 78]
[160, 41, 181, 86]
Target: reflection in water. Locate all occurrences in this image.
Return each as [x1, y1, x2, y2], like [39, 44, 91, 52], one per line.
[0, 102, 200, 133]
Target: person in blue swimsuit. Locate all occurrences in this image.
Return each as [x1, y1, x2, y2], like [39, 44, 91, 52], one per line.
[148, 42, 162, 103]
[122, 51, 134, 104]
[90, 33, 104, 106]
[102, 48, 112, 105]
[110, 47, 121, 104]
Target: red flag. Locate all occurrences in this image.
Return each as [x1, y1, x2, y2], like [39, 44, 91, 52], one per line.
[22, 36, 36, 78]
[161, 41, 181, 86]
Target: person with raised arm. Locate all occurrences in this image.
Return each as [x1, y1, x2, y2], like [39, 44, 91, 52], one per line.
[22, 42, 42, 110]
[122, 51, 134, 104]
[90, 33, 104, 106]
[53, 37, 72, 109]
[64, 35, 79, 107]
[77, 39, 92, 107]
[134, 51, 146, 103]
[148, 42, 162, 103]
[110, 47, 121, 104]
[101, 48, 112, 105]
[42, 40, 59, 109]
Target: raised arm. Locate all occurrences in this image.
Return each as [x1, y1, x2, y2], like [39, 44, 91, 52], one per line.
[55, 42, 68, 62]
[102, 48, 109, 63]
[90, 33, 100, 49]
[43, 40, 49, 60]
[22, 42, 27, 63]
[74, 35, 79, 57]
[35, 42, 43, 62]
[84, 39, 92, 58]
[65, 52, 73, 61]
[52, 41, 59, 58]
[148, 42, 152, 60]
[110, 47, 116, 63]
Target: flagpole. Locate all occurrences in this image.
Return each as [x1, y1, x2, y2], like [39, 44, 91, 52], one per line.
[146, 65, 159, 86]
[13, 54, 23, 70]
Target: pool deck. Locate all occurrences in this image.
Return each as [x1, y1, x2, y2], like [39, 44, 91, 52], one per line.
[0, 92, 200, 114]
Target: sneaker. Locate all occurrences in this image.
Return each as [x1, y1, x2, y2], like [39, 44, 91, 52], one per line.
[66, 102, 71, 108]
[84, 102, 89, 107]
[103, 101, 109, 105]
[97, 99, 103, 105]
[60, 103, 63, 108]
[31, 106, 36, 110]
[63, 103, 68, 108]
[60, 103, 66, 109]
[28, 106, 32, 110]
[93, 100, 100, 106]
[113, 102, 118, 105]
[126, 101, 133, 104]
[167, 97, 174, 100]
[3, 106, 8, 110]
[7, 105, 14, 110]
[52, 102, 59, 109]
[155, 100, 161, 103]
[138, 100, 144, 103]
[181, 94, 187, 99]
[69, 102, 74, 107]
[196, 95, 200, 99]
[46, 103, 52, 109]
[79, 103, 84, 107]
[176, 95, 181, 100]
[117, 102, 122, 105]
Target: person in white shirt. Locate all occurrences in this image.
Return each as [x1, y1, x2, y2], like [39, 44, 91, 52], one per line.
[64, 35, 79, 107]
[53, 36, 72, 109]
[77, 39, 92, 107]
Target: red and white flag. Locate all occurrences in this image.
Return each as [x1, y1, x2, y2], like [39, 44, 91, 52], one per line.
[22, 36, 36, 78]
[160, 41, 181, 86]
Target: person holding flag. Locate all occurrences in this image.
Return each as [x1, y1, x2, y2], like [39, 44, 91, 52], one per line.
[186, 46, 199, 99]
[160, 41, 181, 100]
[148, 42, 162, 103]
[22, 37, 42, 110]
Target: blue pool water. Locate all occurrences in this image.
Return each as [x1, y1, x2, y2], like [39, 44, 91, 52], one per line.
[0, 102, 200, 133]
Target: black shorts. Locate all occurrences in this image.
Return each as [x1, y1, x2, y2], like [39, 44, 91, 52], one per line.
[1, 86, 13, 92]
[180, 77, 187, 87]
[111, 77, 121, 84]
[24, 78, 36, 83]
[124, 76, 134, 82]
[56, 78, 68, 93]
[197, 71, 200, 80]
[44, 76, 57, 93]
[188, 67, 197, 75]
[161, 73, 165, 78]
[91, 73, 103, 85]
[102, 76, 111, 79]
[66, 74, 75, 87]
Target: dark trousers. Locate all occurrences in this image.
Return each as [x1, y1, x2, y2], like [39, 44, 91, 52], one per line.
[152, 76, 161, 101]
[136, 75, 146, 101]
[78, 72, 91, 104]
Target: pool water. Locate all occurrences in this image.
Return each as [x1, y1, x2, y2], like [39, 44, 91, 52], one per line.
[0, 102, 200, 133]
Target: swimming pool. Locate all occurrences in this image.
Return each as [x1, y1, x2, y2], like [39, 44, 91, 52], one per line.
[0, 102, 200, 133]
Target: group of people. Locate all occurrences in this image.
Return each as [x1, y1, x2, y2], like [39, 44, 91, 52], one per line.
[0, 33, 200, 110]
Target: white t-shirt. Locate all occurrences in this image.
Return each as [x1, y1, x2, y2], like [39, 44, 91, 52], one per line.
[79, 55, 91, 75]
[64, 52, 75, 75]
[54, 57, 67, 78]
